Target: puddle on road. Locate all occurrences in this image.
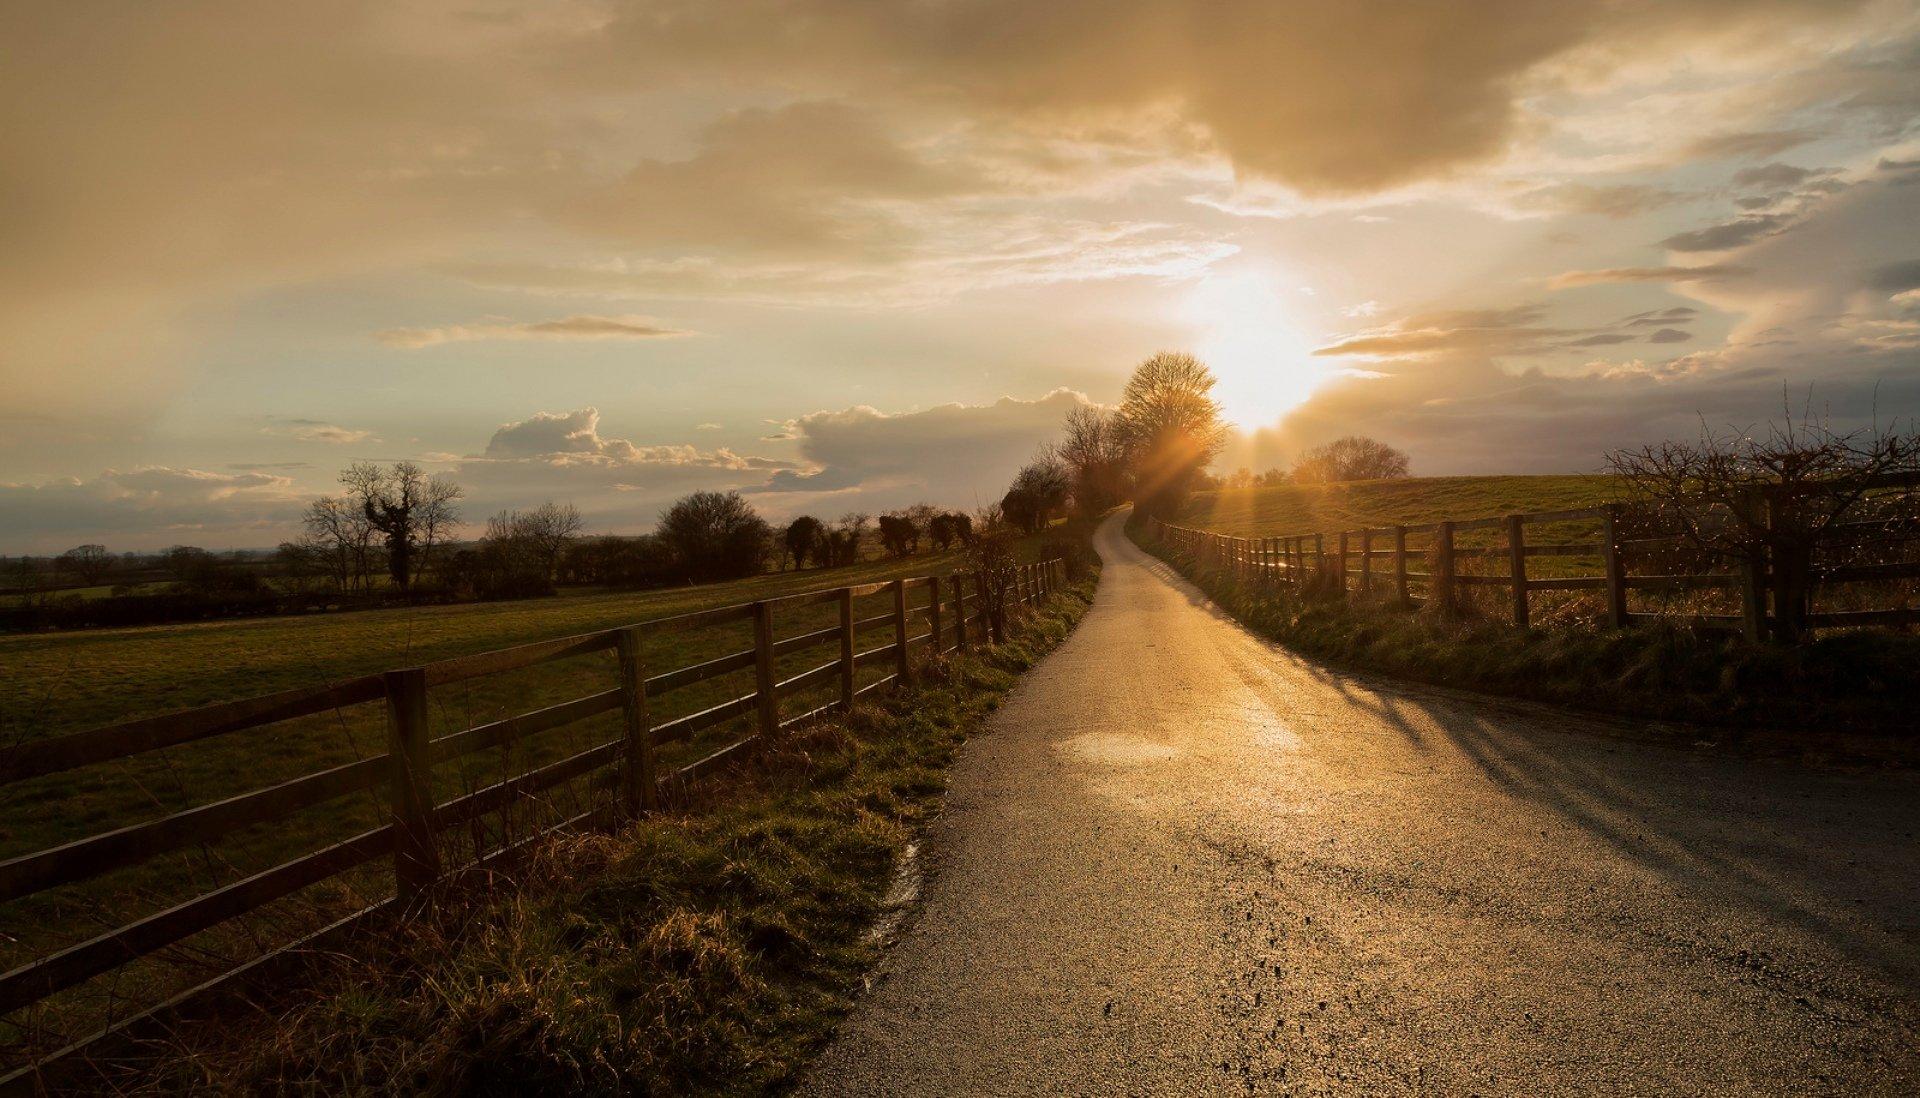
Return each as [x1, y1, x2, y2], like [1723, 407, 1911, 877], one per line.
[1058, 731, 1181, 766]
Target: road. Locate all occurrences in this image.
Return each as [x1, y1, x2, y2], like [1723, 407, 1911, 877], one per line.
[803, 511, 1920, 1096]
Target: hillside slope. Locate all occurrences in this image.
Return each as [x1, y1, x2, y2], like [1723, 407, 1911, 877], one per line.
[1183, 475, 1620, 537]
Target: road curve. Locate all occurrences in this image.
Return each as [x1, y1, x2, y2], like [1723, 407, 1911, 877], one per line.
[804, 511, 1920, 1095]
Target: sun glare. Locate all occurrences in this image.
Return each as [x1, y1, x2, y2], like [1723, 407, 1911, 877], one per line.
[1184, 268, 1329, 431]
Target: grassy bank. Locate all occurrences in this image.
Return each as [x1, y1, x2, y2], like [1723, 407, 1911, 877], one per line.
[123, 573, 1098, 1094]
[1130, 516, 1918, 762]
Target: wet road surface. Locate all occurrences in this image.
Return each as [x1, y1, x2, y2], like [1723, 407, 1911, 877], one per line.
[804, 511, 1920, 1095]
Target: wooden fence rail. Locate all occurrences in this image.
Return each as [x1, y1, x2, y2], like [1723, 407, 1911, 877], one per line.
[1149, 490, 1919, 639]
[0, 557, 1064, 1081]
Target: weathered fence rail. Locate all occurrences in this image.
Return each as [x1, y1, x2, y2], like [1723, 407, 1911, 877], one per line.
[0, 558, 1063, 1084]
[1148, 482, 1919, 639]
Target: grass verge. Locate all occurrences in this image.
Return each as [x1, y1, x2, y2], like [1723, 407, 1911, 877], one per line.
[1130, 517, 1918, 764]
[113, 574, 1097, 1094]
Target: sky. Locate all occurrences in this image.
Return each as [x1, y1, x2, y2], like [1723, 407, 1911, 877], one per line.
[3, 1, 1918, 552]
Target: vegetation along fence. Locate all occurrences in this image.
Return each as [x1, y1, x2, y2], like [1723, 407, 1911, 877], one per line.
[0, 558, 1063, 1084]
[1148, 475, 1920, 640]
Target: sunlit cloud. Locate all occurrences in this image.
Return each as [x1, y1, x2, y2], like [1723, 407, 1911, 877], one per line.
[377, 315, 694, 348]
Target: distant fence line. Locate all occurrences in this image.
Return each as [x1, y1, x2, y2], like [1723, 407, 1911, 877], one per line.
[1147, 475, 1920, 639]
[0, 558, 1064, 1086]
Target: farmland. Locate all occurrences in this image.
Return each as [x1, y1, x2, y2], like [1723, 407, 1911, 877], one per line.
[0, 536, 1067, 1060]
[1182, 475, 1620, 538]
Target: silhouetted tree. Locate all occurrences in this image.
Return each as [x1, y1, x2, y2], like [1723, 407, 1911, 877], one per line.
[658, 490, 772, 581]
[1053, 405, 1130, 514]
[1291, 436, 1411, 484]
[784, 515, 826, 570]
[301, 495, 379, 593]
[510, 500, 586, 582]
[877, 513, 921, 557]
[1001, 456, 1071, 534]
[342, 461, 462, 594]
[56, 544, 112, 585]
[826, 513, 870, 567]
[928, 512, 972, 550]
[1114, 351, 1229, 520]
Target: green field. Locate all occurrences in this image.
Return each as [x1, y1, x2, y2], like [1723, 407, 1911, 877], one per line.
[0, 538, 1064, 1060]
[1181, 475, 1622, 538]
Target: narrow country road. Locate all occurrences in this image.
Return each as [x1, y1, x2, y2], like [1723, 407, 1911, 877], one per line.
[803, 511, 1920, 1096]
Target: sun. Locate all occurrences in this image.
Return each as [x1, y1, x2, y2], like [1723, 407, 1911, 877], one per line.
[1182, 268, 1330, 431]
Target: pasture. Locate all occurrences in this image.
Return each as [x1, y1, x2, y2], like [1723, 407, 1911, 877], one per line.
[1183, 475, 1619, 538]
[0, 539, 1058, 1060]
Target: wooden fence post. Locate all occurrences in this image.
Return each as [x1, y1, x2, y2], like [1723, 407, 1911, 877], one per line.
[1360, 530, 1373, 596]
[616, 627, 658, 814]
[1506, 515, 1529, 627]
[383, 667, 439, 903]
[1336, 532, 1349, 598]
[1315, 534, 1325, 585]
[1740, 550, 1769, 643]
[752, 600, 779, 735]
[929, 575, 944, 654]
[954, 572, 969, 650]
[1393, 526, 1408, 605]
[838, 587, 856, 711]
[892, 579, 910, 682]
[1435, 521, 1456, 615]
[980, 570, 1001, 644]
[1602, 505, 1627, 629]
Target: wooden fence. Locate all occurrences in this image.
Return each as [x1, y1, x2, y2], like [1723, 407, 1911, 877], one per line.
[0, 558, 1063, 1084]
[1147, 482, 1920, 639]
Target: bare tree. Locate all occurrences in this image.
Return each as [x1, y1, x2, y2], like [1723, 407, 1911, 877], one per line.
[1607, 411, 1920, 642]
[341, 461, 463, 594]
[513, 501, 587, 582]
[301, 495, 378, 592]
[1114, 351, 1229, 519]
[1291, 436, 1411, 484]
[55, 544, 113, 585]
[1054, 405, 1130, 514]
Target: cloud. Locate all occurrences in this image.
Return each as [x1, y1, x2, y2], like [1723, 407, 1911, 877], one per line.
[757, 390, 1093, 506]
[1731, 163, 1826, 188]
[1565, 333, 1636, 347]
[295, 425, 371, 444]
[260, 417, 374, 444]
[1660, 215, 1793, 252]
[1548, 264, 1753, 289]
[377, 315, 693, 349]
[1272, 153, 1920, 475]
[1867, 259, 1920, 293]
[1313, 306, 1571, 360]
[478, 408, 792, 472]
[0, 467, 303, 551]
[1511, 182, 1692, 219]
[1682, 130, 1817, 160]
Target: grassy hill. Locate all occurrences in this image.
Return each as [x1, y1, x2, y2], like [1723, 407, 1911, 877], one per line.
[1181, 475, 1622, 537]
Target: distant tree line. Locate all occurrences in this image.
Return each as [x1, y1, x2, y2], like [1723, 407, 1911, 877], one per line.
[1206, 436, 1412, 491]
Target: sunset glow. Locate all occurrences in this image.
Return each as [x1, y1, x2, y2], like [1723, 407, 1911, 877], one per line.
[1184, 268, 1330, 430]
